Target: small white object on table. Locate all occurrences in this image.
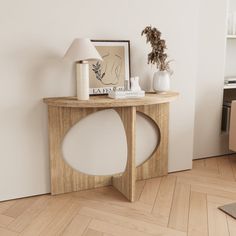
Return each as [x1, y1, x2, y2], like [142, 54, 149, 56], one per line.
[108, 90, 145, 99]
[108, 76, 145, 99]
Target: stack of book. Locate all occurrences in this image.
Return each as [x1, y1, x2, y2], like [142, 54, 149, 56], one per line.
[108, 90, 145, 99]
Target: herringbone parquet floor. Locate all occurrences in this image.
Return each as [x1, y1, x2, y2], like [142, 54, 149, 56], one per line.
[1, 155, 236, 236]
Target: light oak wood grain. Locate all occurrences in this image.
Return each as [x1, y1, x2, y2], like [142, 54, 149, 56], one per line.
[19, 196, 71, 236]
[0, 214, 14, 227]
[152, 175, 176, 226]
[83, 228, 103, 236]
[192, 159, 205, 169]
[172, 171, 236, 192]
[48, 106, 113, 195]
[79, 207, 186, 236]
[217, 157, 235, 181]
[88, 219, 153, 236]
[3, 196, 37, 218]
[39, 199, 81, 236]
[136, 104, 169, 180]
[62, 214, 91, 236]
[1, 156, 236, 235]
[135, 180, 146, 201]
[0, 201, 17, 214]
[168, 181, 191, 232]
[72, 186, 153, 213]
[45, 93, 175, 201]
[207, 198, 229, 236]
[138, 177, 161, 205]
[0, 227, 18, 236]
[205, 157, 219, 171]
[229, 156, 236, 179]
[112, 107, 136, 202]
[190, 184, 236, 200]
[227, 215, 236, 236]
[7, 195, 50, 232]
[73, 196, 162, 225]
[43, 92, 179, 108]
[188, 191, 208, 236]
[88, 218, 185, 236]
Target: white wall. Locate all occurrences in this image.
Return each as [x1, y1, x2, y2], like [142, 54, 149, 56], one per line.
[0, 0, 199, 201]
[225, 39, 236, 77]
[225, 0, 236, 77]
[193, 0, 228, 159]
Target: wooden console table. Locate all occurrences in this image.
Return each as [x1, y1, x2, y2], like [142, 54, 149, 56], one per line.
[44, 92, 178, 202]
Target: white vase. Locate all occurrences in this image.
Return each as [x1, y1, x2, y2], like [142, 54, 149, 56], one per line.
[153, 70, 170, 93]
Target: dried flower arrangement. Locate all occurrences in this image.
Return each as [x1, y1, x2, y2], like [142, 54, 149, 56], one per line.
[141, 26, 171, 72]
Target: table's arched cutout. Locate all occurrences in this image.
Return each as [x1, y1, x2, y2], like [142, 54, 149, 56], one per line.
[136, 112, 160, 167]
[61, 109, 127, 176]
[61, 109, 160, 176]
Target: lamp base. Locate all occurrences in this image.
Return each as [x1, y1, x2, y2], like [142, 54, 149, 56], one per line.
[76, 62, 89, 100]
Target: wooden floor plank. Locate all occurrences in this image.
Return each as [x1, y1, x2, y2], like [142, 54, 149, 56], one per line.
[88, 219, 151, 236]
[205, 157, 219, 171]
[139, 177, 162, 205]
[168, 182, 191, 232]
[19, 196, 71, 236]
[0, 227, 18, 236]
[135, 180, 146, 201]
[188, 191, 208, 236]
[217, 157, 235, 181]
[0, 214, 14, 227]
[172, 171, 236, 192]
[192, 159, 205, 169]
[227, 215, 236, 236]
[152, 175, 176, 226]
[229, 156, 236, 180]
[190, 183, 236, 201]
[3, 196, 37, 218]
[1, 156, 236, 236]
[39, 199, 81, 236]
[62, 214, 91, 236]
[207, 194, 235, 205]
[207, 195, 230, 236]
[83, 228, 103, 236]
[183, 168, 220, 178]
[7, 195, 50, 233]
[75, 197, 162, 226]
[73, 186, 153, 213]
[79, 206, 186, 236]
[0, 201, 17, 214]
[88, 219, 183, 236]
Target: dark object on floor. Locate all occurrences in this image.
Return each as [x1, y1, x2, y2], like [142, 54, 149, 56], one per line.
[219, 203, 236, 219]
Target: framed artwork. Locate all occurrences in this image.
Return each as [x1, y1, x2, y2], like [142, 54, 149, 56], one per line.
[89, 40, 131, 95]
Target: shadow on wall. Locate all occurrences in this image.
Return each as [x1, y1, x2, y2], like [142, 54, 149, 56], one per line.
[1, 45, 77, 195]
[7, 45, 76, 102]
[28, 51, 76, 98]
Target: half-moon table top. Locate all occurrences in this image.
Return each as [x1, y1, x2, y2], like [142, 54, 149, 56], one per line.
[43, 91, 179, 108]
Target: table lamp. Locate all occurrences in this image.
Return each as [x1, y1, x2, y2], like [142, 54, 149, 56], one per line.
[64, 38, 102, 100]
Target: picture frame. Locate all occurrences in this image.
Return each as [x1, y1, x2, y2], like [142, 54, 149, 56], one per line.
[89, 40, 131, 95]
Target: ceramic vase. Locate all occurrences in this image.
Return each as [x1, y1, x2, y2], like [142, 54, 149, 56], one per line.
[153, 70, 170, 93]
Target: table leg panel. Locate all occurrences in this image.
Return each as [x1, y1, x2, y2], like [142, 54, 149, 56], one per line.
[136, 103, 169, 180]
[112, 107, 136, 202]
[48, 106, 112, 195]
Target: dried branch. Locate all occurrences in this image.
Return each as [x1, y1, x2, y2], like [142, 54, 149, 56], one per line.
[141, 26, 171, 71]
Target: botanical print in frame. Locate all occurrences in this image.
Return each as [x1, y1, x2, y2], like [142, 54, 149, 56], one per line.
[89, 40, 130, 95]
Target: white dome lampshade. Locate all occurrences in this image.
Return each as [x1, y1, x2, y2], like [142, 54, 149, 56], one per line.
[64, 38, 102, 62]
[63, 38, 102, 101]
